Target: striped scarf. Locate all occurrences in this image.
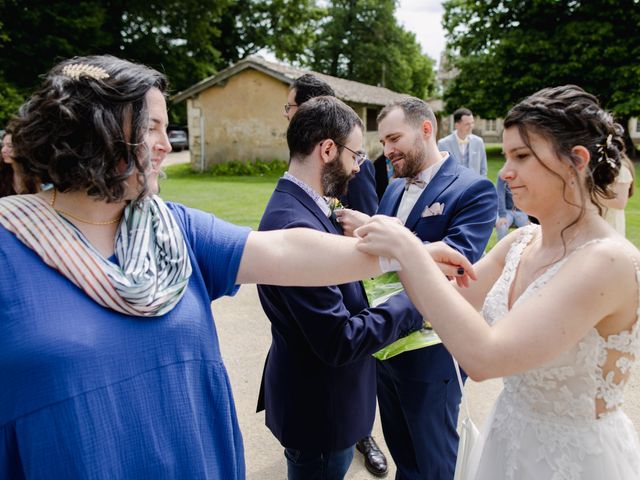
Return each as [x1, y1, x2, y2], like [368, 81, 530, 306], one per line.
[0, 194, 192, 316]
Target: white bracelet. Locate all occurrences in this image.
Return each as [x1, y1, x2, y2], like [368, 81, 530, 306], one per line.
[379, 256, 402, 273]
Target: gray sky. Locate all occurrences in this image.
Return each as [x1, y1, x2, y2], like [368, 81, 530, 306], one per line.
[395, 0, 446, 65]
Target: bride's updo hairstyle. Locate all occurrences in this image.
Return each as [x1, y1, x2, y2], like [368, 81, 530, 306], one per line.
[503, 85, 624, 215]
[10, 55, 167, 202]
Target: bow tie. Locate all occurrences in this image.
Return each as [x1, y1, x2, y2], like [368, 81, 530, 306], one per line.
[404, 177, 427, 191]
[457, 137, 469, 145]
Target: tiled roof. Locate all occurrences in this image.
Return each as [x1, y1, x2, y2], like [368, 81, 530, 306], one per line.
[172, 55, 411, 106]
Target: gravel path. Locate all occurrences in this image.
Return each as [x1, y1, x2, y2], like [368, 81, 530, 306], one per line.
[214, 285, 640, 480]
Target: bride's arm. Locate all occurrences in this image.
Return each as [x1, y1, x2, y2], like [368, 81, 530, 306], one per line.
[356, 219, 634, 380]
[441, 243, 631, 380]
[358, 216, 518, 310]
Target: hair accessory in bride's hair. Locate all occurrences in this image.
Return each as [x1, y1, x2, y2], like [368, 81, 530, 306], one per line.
[595, 134, 616, 169]
[61, 63, 110, 81]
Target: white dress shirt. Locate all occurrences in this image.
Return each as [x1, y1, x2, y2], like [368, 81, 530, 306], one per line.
[396, 153, 449, 224]
[456, 134, 469, 156]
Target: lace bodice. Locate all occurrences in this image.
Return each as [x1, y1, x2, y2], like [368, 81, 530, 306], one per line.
[482, 224, 640, 421]
[475, 225, 640, 479]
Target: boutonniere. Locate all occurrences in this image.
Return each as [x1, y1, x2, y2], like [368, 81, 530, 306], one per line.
[327, 197, 344, 213]
[421, 202, 445, 217]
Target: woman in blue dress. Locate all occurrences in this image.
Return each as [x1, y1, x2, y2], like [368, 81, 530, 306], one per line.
[0, 55, 475, 479]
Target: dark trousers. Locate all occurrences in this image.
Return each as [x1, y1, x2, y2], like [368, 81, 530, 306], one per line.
[377, 360, 462, 480]
[285, 445, 355, 480]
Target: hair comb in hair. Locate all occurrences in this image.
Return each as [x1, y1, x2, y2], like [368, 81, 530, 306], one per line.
[61, 64, 110, 81]
[596, 134, 616, 169]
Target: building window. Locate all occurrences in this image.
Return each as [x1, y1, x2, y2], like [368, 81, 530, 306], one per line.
[367, 108, 380, 131]
[484, 119, 497, 132]
[635, 119, 640, 134]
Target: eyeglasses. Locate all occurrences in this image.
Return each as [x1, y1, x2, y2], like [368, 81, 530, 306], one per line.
[335, 141, 368, 167]
[284, 103, 299, 113]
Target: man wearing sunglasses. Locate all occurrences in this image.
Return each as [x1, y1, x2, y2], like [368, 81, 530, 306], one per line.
[284, 73, 388, 477]
[257, 96, 423, 480]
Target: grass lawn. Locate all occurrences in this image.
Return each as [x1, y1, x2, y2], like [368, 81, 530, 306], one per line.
[159, 163, 280, 230]
[160, 156, 640, 248]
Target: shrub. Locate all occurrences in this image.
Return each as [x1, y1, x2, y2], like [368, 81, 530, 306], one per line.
[485, 144, 503, 157]
[208, 159, 288, 177]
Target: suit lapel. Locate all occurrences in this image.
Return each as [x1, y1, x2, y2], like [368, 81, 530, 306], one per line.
[378, 178, 405, 216]
[468, 135, 479, 160]
[276, 179, 336, 233]
[404, 156, 458, 231]
[446, 134, 463, 165]
[329, 212, 343, 235]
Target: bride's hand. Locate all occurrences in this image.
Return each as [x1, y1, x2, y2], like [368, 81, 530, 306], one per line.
[355, 216, 476, 287]
[425, 242, 476, 287]
[354, 215, 418, 259]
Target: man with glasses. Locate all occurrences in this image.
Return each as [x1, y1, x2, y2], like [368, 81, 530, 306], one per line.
[284, 74, 379, 217]
[257, 96, 423, 480]
[285, 73, 388, 477]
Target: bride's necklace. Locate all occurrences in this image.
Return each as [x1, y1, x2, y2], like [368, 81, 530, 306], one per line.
[50, 189, 122, 226]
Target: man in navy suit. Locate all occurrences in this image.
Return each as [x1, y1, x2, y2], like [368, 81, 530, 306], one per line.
[337, 98, 497, 479]
[284, 73, 387, 474]
[284, 73, 378, 216]
[258, 96, 424, 480]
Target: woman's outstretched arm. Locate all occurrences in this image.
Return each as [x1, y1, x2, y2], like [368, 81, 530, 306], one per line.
[236, 227, 474, 287]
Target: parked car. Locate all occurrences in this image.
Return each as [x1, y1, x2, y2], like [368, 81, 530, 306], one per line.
[168, 130, 188, 151]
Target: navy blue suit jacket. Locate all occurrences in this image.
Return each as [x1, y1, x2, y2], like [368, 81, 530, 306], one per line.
[340, 159, 378, 215]
[377, 156, 497, 381]
[257, 178, 423, 451]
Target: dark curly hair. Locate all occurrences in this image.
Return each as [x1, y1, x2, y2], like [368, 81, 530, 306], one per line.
[287, 96, 363, 162]
[504, 85, 623, 227]
[10, 55, 168, 202]
[292, 74, 335, 106]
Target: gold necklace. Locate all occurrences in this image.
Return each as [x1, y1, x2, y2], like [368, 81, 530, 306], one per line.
[50, 189, 122, 226]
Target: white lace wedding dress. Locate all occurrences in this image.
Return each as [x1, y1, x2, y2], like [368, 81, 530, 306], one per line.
[466, 225, 640, 479]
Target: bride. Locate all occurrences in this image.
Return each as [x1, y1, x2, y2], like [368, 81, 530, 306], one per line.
[356, 85, 640, 479]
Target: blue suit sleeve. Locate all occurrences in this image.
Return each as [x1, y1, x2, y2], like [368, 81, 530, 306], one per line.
[262, 285, 423, 367]
[441, 178, 498, 263]
[340, 160, 378, 215]
[479, 140, 488, 177]
[496, 177, 507, 218]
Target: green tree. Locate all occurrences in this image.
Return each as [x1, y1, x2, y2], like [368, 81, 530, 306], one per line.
[0, 78, 24, 127]
[0, 1, 321, 123]
[442, 0, 640, 154]
[0, 1, 114, 90]
[310, 0, 436, 98]
[213, 0, 323, 66]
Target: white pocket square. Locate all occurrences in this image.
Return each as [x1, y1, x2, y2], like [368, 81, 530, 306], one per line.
[421, 202, 445, 217]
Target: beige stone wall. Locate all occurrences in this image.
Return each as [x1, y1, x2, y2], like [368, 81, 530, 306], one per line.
[193, 69, 291, 168]
[187, 69, 390, 169]
[344, 102, 382, 159]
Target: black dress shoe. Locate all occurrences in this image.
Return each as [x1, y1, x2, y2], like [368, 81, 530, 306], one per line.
[356, 436, 388, 477]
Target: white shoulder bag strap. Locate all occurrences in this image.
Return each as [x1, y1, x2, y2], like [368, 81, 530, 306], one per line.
[453, 357, 480, 480]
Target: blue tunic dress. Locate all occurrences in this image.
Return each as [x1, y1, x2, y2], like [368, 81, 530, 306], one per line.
[0, 203, 250, 479]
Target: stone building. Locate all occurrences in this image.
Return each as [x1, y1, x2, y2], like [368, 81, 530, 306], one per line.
[172, 56, 423, 171]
